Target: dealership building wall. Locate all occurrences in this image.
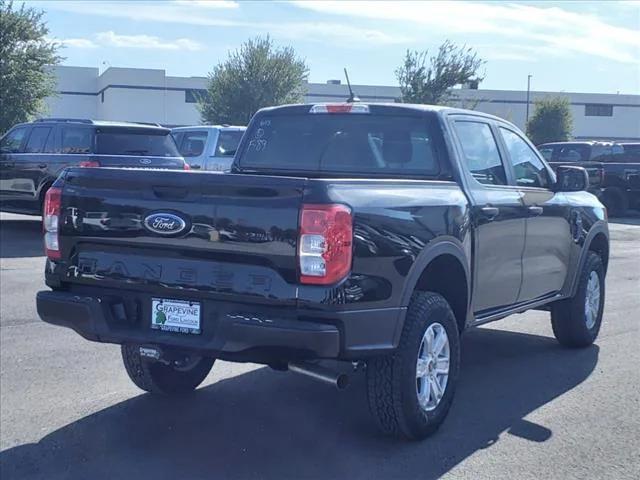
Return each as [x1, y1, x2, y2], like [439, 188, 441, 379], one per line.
[46, 65, 640, 141]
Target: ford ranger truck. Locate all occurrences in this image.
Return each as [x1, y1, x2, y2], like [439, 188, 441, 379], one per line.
[36, 103, 609, 440]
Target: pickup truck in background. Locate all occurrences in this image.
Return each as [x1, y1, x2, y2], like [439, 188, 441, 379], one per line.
[539, 140, 640, 216]
[0, 118, 188, 216]
[36, 103, 609, 440]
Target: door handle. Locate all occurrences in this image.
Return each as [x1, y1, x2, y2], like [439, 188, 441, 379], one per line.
[528, 206, 543, 216]
[38, 164, 47, 169]
[480, 206, 500, 220]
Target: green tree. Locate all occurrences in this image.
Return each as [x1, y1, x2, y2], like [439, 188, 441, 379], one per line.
[199, 36, 309, 125]
[526, 96, 573, 145]
[0, 0, 61, 135]
[395, 40, 485, 105]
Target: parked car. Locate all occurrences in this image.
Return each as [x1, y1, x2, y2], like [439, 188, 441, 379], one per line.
[36, 103, 608, 440]
[539, 140, 640, 215]
[0, 118, 188, 216]
[171, 125, 245, 172]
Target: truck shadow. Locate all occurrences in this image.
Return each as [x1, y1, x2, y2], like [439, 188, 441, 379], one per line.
[0, 328, 598, 480]
[0, 219, 44, 258]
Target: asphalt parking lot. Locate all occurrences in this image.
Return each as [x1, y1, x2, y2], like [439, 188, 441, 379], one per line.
[0, 212, 638, 480]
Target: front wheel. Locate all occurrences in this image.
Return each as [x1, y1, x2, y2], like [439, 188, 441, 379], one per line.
[121, 345, 214, 394]
[367, 292, 460, 440]
[551, 251, 605, 348]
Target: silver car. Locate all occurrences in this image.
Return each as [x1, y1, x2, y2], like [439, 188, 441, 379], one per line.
[171, 125, 246, 172]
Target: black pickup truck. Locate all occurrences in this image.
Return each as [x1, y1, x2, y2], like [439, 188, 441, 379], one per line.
[539, 141, 640, 215]
[36, 103, 609, 440]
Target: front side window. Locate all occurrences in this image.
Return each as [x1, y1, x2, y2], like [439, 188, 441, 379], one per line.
[0, 127, 28, 153]
[215, 131, 243, 157]
[500, 127, 550, 189]
[25, 127, 52, 153]
[453, 121, 506, 186]
[62, 126, 92, 154]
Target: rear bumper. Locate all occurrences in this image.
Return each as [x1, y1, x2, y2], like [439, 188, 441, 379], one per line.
[36, 290, 404, 362]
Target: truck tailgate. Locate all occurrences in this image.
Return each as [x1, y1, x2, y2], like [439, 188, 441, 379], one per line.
[57, 168, 305, 303]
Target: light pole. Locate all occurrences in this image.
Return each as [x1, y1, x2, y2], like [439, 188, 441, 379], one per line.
[525, 74, 533, 125]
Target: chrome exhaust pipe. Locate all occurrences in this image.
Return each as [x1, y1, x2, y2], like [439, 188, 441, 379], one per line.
[288, 361, 349, 390]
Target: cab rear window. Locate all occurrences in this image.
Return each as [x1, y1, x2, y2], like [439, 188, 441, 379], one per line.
[238, 114, 441, 176]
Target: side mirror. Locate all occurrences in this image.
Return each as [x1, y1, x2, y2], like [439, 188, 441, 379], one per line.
[554, 165, 589, 192]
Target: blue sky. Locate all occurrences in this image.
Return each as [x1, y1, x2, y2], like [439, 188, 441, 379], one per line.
[33, 0, 640, 94]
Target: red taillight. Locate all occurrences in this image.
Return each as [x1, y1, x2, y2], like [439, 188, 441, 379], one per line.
[43, 187, 62, 260]
[299, 204, 353, 285]
[183, 163, 191, 170]
[79, 160, 100, 168]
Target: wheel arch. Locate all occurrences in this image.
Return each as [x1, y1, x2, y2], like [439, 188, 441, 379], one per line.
[568, 221, 609, 297]
[400, 238, 471, 333]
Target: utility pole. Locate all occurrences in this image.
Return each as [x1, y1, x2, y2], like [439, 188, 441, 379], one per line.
[525, 74, 532, 125]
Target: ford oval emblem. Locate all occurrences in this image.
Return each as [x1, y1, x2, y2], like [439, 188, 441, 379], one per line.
[139, 158, 152, 165]
[143, 212, 188, 236]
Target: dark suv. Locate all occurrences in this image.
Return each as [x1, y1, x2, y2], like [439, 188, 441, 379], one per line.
[0, 118, 187, 216]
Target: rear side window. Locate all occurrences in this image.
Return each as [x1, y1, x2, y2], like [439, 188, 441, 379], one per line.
[1, 127, 28, 153]
[176, 130, 207, 158]
[215, 131, 243, 157]
[239, 114, 440, 176]
[95, 129, 180, 157]
[62, 126, 92, 154]
[453, 121, 506, 186]
[25, 127, 52, 153]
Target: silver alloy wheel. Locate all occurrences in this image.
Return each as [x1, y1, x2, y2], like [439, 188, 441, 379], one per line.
[584, 271, 601, 330]
[416, 322, 450, 412]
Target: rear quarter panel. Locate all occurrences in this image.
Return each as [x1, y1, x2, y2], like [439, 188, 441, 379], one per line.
[298, 179, 470, 311]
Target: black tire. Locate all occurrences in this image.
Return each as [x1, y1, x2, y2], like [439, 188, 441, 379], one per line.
[121, 345, 214, 395]
[366, 292, 460, 440]
[601, 188, 628, 217]
[551, 251, 605, 348]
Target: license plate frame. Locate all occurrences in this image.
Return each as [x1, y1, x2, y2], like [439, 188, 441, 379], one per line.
[151, 298, 201, 335]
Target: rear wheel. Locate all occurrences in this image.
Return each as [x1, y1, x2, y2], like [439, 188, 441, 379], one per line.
[121, 345, 214, 394]
[367, 292, 460, 440]
[551, 251, 605, 348]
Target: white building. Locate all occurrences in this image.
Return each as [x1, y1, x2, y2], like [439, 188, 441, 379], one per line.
[46, 65, 640, 141]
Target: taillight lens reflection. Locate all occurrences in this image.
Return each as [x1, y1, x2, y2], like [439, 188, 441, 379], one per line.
[299, 204, 353, 285]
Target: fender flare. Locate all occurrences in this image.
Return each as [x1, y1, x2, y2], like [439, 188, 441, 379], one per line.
[399, 236, 471, 318]
[567, 220, 609, 297]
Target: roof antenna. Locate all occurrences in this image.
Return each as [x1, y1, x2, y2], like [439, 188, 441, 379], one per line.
[344, 68, 360, 103]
